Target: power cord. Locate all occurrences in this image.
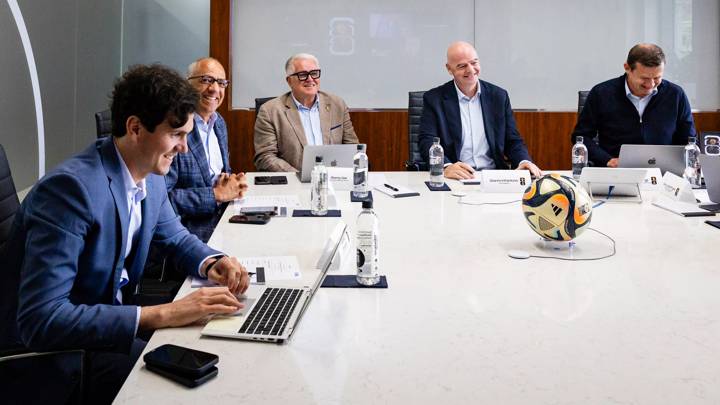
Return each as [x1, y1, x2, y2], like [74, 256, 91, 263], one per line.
[524, 228, 616, 261]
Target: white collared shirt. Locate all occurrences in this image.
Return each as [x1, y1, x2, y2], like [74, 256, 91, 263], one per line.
[291, 94, 323, 146]
[113, 143, 145, 335]
[194, 113, 224, 183]
[625, 80, 658, 119]
[454, 81, 495, 170]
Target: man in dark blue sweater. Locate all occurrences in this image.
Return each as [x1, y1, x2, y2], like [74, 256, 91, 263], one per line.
[571, 43, 696, 167]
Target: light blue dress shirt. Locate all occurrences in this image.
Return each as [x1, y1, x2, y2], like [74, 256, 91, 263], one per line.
[625, 80, 658, 121]
[194, 113, 224, 183]
[454, 82, 495, 169]
[291, 94, 323, 145]
[113, 144, 145, 336]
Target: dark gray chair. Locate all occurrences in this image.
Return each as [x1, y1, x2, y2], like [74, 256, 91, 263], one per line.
[577, 91, 589, 115]
[0, 143, 86, 404]
[254, 97, 275, 123]
[0, 144, 20, 249]
[405, 91, 427, 171]
[94, 109, 112, 138]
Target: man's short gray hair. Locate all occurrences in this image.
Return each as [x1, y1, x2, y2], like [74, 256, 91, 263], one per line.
[285, 53, 320, 76]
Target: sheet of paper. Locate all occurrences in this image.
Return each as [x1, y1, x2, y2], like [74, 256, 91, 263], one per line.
[191, 255, 302, 287]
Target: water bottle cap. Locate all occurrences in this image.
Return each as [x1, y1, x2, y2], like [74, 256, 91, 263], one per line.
[362, 200, 373, 209]
[576, 136, 584, 143]
[357, 144, 363, 150]
[315, 155, 323, 163]
[433, 137, 440, 143]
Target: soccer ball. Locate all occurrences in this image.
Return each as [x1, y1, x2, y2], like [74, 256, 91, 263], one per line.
[522, 174, 593, 241]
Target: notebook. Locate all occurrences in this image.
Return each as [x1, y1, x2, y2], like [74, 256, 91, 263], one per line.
[298, 144, 363, 182]
[201, 222, 347, 343]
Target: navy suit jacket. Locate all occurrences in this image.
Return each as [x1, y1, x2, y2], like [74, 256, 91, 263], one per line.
[0, 137, 218, 353]
[571, 75, 695, 167]
[419, 80, 531, 169]
[165, 114, 231, 243]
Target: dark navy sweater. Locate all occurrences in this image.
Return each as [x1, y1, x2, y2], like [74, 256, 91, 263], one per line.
[571, 74, 695, 167]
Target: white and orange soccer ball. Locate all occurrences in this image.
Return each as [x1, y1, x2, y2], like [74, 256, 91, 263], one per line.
[521, 174, 593, 241]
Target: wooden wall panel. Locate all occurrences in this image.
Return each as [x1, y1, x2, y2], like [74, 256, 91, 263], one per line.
[211, 0, 720, 173]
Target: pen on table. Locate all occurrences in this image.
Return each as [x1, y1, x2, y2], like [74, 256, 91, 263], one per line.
[384, 183, 399, 192]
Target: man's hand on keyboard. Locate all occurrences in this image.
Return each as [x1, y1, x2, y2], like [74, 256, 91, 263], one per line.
[139, 287, 242, 330]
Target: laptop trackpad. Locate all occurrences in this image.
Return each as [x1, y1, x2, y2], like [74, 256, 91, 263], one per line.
[231, 297, 256, 317]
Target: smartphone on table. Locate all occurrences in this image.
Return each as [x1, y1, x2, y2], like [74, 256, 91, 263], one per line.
[143, 344, 219, 388]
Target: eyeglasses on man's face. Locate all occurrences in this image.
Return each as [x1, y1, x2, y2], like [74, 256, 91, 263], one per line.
[287, 69, 321, 81]
[188, 75, 230, 88]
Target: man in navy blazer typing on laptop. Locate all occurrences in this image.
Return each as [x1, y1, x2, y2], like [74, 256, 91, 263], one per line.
[570, 43, 696, 168]
[419, 41, 542, 180]
[0, 65, 249, 404]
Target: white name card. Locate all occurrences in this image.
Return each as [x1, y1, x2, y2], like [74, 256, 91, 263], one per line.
[661, 171, 696, 203]
[481, 170, 531, 193]
[327, 167, 354, 191]
[640, 168, 663, 191]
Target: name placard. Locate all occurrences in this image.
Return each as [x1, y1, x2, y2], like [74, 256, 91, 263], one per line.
[660, 171, 696, 203]
[481, 170, 531, 193]
[327, 167, 354, 191]
[640, 168, 663, 191]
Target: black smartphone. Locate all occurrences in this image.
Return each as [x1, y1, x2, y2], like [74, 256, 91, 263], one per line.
[254, 175, 288, 185]
[143, 344, 219, 377]
[145, 364, 218, 388]
[229, 213, 271, 224]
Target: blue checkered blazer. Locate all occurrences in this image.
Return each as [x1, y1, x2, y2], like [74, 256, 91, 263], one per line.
[166, 113, 231, 242]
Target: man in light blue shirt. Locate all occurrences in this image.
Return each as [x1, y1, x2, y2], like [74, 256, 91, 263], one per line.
[166, 57, 247, 243]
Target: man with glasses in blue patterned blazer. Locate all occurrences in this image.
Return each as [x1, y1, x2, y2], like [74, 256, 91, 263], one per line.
[166, 57, 247, 243]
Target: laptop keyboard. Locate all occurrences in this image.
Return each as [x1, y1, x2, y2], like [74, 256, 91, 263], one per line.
[238, 287, 304, 336]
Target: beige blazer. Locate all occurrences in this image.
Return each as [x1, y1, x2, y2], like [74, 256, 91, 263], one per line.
[253, 91, 358, 172]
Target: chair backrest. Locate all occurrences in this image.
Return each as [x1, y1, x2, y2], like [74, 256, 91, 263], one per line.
[0, 144, 20, 248]
[254, 97, 275, 120]
[94, 109, 112, 138]
[577, 91, 590, 115]
[407, 91, 427, 171]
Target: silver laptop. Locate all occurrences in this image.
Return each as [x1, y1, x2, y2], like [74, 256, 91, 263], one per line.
[700, 155, 720, 203]
[619, 144, 686, 176]
[298, 144, 362, 182]
[201, 222, 347, 343]
[579, 167, 648, 199]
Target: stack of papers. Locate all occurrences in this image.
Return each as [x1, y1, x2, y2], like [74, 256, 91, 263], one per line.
[192, 256, 301, 286]
[652, 196, 715, 217]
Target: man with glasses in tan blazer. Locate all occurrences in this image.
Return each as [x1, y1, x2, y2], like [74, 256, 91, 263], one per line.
[253, 53, 358, 172]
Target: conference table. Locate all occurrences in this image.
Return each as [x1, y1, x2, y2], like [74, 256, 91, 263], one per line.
[115, 171, 720, 404]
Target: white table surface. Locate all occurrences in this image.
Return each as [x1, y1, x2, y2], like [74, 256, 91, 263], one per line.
[115, 172, 720, 405]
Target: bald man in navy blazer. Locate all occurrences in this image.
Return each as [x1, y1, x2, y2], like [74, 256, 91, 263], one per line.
[419, 41, 541, 179]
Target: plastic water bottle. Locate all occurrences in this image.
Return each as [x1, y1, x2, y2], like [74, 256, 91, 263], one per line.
[356, 200, 380, 286]
[429, 137, 444, 187]
[352, 144, 369, 199]
[571, 136, 588, 179]
[310, 156, 328, 215]
[683, 136, 701, 187]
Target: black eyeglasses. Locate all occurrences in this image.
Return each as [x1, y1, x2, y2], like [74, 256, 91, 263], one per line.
[287, 69, 321, 81]
[188, 75, 230, 88]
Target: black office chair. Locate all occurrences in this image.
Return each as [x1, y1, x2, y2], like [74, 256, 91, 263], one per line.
[254, 97, 275, 123]
[0, 143, 86, 404]
[405, 91, 427, 171]
[94, 109, 112, 138]
[577, 91, 589, 115]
